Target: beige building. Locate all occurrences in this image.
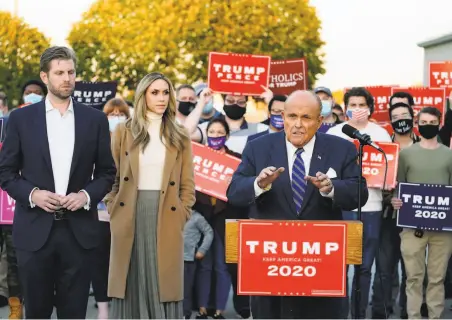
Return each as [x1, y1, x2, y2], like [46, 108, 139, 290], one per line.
[418, 32, 452, 86]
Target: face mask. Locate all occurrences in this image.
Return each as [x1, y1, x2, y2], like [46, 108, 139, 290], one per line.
[346, 108, 370, 122]
[207, 136, 227, 150]
[270, 114, 284, 130]
[108, 116, 127, 132]
[223, 104, 246, 120]
[178, 101, 196, 116]
[418, 124, 439, 140]
[391, 119, 413, 135]
[0, 111, 3, 118]
[23, 93, 43, 105]
[202, 101, 214, 115]
[321, 100, 333, 117]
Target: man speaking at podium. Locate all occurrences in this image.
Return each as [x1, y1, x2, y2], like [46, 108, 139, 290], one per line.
[227, 90, 368, 319]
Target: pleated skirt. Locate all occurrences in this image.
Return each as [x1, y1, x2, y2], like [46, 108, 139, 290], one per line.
[110, 190, 183, 319]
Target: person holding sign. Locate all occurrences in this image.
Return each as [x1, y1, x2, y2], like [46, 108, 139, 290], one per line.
[106, 72, 195, 319]
[327, 87, 391, 318]
[193, 117, 249, 320]
[391, 107, 452, 319]
[227, 90, 369, 319]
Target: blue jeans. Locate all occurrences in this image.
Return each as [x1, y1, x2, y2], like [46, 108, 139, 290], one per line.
[195, 230, 231, 310]
[342, 210, 382, 319]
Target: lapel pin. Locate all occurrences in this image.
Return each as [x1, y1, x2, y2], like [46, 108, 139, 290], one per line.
[317, 155, 321, 160]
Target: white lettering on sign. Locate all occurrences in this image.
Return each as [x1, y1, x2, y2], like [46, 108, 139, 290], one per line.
[376, 96, 388, 105]
[401, 194, 450, 206]
[413, 96, 443, 106]
[414, 210, 447, 220]
[192, 155, 235, 180]
[245, 241, 339, 255]
[213, 64, 265, 82]
[267, 265, 317, 277]
[362, 152, 383, 162]
[270, 73, 304, 84]
[432, 71, 452, 86]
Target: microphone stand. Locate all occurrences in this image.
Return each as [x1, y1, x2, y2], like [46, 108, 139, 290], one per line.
[354, 142, 364, 319]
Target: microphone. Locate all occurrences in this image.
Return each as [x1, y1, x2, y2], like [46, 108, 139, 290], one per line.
[342, 123, 383, 152]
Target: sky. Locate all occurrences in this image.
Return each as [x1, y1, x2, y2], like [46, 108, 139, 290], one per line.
[1, 0, 451, 91]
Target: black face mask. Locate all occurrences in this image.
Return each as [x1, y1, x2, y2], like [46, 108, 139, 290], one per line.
[223, 104, 246, 120]
[178, 101, 196, 116]
[391, 119, 413, 135]
[418, 124, 440, 140]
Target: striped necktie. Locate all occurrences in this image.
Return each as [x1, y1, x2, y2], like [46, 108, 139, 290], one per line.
[292, 148, 307, 215]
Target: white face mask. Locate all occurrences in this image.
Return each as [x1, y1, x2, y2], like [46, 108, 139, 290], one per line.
[108, 116, 127, 132]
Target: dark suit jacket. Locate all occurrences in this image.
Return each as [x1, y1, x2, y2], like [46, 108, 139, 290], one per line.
[247, 129, 270, 143]
[226, 131, 368, 220]
[0, 101, 116, 251]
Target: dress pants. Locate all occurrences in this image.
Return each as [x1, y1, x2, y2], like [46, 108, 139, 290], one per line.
[16, 220, 93, 319]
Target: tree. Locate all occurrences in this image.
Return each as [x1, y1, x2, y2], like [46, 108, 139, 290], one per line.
[0, 11, 50, 107]
[68, 0, 325, 99]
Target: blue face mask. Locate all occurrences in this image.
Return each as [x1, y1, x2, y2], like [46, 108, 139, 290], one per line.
[108, 116, 127, 132]
[23, 93, 43, 105]
[202, 101, 214, 115]
[270, 114, 284, 130]
[321, 100, 333, 117]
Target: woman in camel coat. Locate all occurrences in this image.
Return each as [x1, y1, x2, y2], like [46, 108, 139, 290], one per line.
[104, 72, 195, 319]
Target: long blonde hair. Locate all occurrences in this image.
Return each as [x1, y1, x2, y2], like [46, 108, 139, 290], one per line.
[126, 72, 188, 152]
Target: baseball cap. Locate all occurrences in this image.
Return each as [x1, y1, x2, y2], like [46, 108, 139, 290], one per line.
[314, 86, 332, 97]
[194, 83, 208, 97]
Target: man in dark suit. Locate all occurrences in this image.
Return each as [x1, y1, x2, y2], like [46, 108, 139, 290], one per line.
[227, 90, 368, 319]
[0, 46, 116, 319]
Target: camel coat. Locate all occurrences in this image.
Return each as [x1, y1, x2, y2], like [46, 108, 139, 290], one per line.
[104, 123, 195, 302]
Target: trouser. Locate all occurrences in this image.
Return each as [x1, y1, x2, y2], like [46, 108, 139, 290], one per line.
[196, 230, 231, 311]
[342, 210, 382, 319]
[0, 236, 8, 298]
[401, 228, 452, 319]
[372, 217, 406, 317]
[90, 221, 110, 303]
[227, 263, 251, 318]
[184, 261, 197, 317]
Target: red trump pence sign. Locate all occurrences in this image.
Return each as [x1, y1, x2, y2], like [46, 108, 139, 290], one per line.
[208, 52, 271, 96]
[191, 142, 241, 201]
[391, 87, 446, 125]
[429, 61, 452, 97]
[238, 221, 347, 297]
[352, 141, 399, 189]
[269, 58, 308, 95]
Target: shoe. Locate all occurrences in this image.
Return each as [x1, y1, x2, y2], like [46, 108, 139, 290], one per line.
[8, 297, 23, 320]
[421, 302, 428, 317]
[195, 313, 208, 319]
[213, 313, 225, 319]
[0, 295, 8, 308]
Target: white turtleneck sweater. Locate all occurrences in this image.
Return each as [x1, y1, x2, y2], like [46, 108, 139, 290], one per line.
[138, 112, 167, 190]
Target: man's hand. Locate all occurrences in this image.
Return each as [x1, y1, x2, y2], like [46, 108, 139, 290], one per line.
[391, 197, 403, 210]
[195, 252, 205, 260]
[31, 190, 63, 213]
[198, 87, 213, 107]
[260, 85, 274, 105]
[60, 192, 88, 211]
[256, 166, 285, 189]
[305, 171, 333, 194]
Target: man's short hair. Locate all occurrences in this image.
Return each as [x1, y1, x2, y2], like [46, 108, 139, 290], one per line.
[344, 87, 374, 114]
[176, 84, 195, 97]
[418, 106, 441, 122]
[389, 92, 415, 107]
[40, 46, 77, 73]
[268, 95, 287, 112]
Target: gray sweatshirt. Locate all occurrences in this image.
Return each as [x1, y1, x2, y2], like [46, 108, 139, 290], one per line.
[183, 211, 214, 261]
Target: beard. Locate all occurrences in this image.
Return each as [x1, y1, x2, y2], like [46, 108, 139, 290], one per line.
[48, 82, 74, 100]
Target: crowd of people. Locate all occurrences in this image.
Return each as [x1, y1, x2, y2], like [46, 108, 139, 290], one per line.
[0, 45, 451, 319]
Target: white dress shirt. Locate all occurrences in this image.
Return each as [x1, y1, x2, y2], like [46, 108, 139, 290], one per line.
[254, 135, 334, 199]
[30, 98, 90, 209]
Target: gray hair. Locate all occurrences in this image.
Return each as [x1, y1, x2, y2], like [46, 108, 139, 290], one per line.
[40, 46, 77, 73]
